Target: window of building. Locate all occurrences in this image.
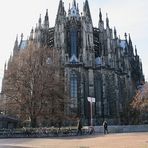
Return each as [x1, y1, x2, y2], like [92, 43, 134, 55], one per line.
[70, 28, 77, 58]
[70, 72, 78, 98]
[46, 57, 52, 64]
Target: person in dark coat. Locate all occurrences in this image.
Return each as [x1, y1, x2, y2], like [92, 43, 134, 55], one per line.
[103, 120, 108, 134]
[76, 118, 82, 135]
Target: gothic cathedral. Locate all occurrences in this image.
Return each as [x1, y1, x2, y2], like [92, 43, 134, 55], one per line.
[2, 0, 144, 125]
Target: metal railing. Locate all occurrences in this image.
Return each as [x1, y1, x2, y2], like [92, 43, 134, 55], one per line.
[0, 126, 95, 138]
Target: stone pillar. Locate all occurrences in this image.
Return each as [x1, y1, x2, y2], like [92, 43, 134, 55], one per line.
[102, 72, 106, 120]
[88, 69, 95, 124]
[115, 73, 120, 124]
[88, 69, 94, 96]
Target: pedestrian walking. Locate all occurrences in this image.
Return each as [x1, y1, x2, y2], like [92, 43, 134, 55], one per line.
[76, 118, 82, 135]
[103, 120, 108, 134]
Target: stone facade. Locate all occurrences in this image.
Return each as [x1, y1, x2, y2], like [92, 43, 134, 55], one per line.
[2, 0, 144, 125]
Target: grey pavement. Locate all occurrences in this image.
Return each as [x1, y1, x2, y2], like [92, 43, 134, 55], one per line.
[0, 132, 147, 148]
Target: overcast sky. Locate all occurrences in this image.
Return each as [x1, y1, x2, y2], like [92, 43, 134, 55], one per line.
[0, 0, 148, 90]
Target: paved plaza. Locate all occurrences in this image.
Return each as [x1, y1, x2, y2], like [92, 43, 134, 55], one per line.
[0, 132, 147, 148]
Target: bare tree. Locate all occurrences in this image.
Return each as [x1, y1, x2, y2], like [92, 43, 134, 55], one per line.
[4, 44, 68, 127]
[130, 83, 148, 124]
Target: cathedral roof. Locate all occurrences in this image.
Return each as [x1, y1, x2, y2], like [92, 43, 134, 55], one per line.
[19, 40, 28, 50]
[120, 40, 127, 49]
[68, 0, 80, 19]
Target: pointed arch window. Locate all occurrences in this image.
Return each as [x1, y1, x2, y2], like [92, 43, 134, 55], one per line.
[70, 28, 78, 57]
[70, 72, 78, 98]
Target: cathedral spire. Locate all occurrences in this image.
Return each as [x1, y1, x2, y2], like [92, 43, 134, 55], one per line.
[18, 33, 24, 49]
[98, 8, 104, 31]
[13, 35, 19, 56]
[68, 3, 70, 15]
[14, 34, 18, 46]
[114, 27, 117, 39]
[56, 0, 65, 22]
[124, 32, 127, 40]
[58, 0, 65, 15]
[129, 34, 132, 43]
[35, 23, 38, 32]
[30, 27, 34, 40]
[99, 8, 102, 22]
[72, 0, 76, 8]
[83, 0, 92, 22]
[7, 54, 12, 69]
[128, 34, 133, 47]
[135, 45, 138, 56]
[68, 0, 79, 19]
[106, 13, 109, 28]
[38, 14, 42, 28]
[4, 62, 7, 72]
[77, 3, 79, 12]
[128, 34, 134, 56]
[21, 33, 23, 41]
[44, 9, 49, 29]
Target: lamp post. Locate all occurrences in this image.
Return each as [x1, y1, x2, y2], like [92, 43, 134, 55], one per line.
[87, 97, 95, 126]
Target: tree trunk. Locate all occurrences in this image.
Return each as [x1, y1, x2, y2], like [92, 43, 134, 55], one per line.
[30, 116, 37, 128]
